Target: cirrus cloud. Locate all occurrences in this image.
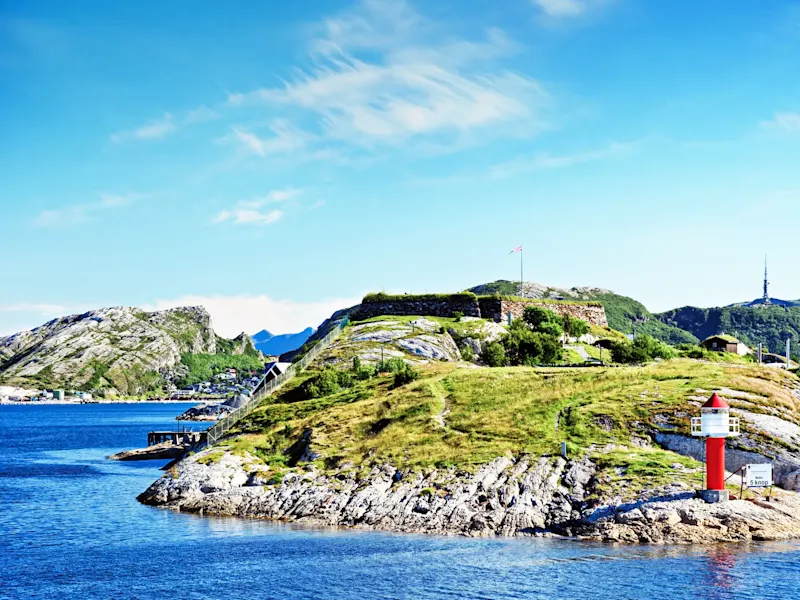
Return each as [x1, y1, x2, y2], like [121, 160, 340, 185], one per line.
[213, 188, 303, 226]
[225, 0, 549, 154]
[761, 112, 800, 134]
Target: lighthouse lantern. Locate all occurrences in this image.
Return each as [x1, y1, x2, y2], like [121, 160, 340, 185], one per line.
[690, 393, 739, 503]
[690, 394, 740, 438]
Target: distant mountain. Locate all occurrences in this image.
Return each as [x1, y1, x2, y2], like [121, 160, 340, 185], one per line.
[656, 304, 800, 356]
[0, 306, 258, 396]
[251, 327, 315, 356]
[730, 297, 800, 308]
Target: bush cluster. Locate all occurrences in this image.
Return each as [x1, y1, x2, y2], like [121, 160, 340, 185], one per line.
[299, 357, 421, 400]
[392, 363, 420, 388]
[480, 306, 591, 367]
[609, 334, 676, 364]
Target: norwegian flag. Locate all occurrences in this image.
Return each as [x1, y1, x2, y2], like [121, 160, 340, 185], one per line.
[509, 245, 523, 254]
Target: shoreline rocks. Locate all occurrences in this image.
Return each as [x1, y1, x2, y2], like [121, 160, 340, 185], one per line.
[137, 449, 800, 544]
[109, 443, 189, 461]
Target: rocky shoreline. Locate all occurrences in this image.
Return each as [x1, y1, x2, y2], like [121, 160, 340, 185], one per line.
[138, 449, 800, 544]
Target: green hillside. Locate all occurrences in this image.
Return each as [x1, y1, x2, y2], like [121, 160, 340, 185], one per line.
[469, 281, 698, 345]
[585, 292, 698, 344]
[657, 304, 800, 357]
[222, 358, 799, 496]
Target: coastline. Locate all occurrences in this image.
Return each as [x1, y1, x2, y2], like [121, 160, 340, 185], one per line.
[138, 448, 800, 545]
[0, 399, 198, 406]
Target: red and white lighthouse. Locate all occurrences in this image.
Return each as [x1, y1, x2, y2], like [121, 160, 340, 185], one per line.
[691, 393, 740, 502]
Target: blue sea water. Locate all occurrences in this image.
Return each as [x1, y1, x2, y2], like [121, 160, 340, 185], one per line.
[1, 404, 799, 600]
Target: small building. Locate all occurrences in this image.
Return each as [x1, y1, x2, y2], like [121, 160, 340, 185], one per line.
[700, 334, 752, 356]
[52, 390, 65, 401]
[252, 361, 293, 395]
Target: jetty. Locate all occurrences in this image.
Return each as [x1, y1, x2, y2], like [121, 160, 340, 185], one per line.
[108, 428, 207, 461]
[147, 430, 206, 447]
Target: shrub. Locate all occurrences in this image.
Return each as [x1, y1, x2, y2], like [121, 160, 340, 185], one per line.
[452, 311, 464, 322]
[460, 344, 475, 362]
[611, 334, 676, 364]
[352, 357, 376, 380]
[502, 323, 563, 366]
[377, 357, 406, 374]
[522, 306, 565, 339]
[482, 341, 507, 367]
[301, 369, 346, 399]
[563, 315, 590, 340]
[392, 364, 420, 388]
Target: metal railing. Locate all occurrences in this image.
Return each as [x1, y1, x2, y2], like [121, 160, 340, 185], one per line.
[205, 316, 349, 446]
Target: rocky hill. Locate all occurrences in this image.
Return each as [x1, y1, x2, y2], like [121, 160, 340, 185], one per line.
[0, 306, 255, 396]
[139, 351, 800, 543]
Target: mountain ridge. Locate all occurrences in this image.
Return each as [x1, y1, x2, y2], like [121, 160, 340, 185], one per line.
[251, 327, 315, 356]
[0, 305, 258, 396]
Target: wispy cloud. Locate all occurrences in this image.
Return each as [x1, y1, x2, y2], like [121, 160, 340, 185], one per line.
[224, 121, 310, 156]
[489, 141, 636, 178]
[531, 0, 610, 19]
[34, 193, 144, 227]
[225, 0, 548, 154]
[0, 303, 67, 314]
[760, 112, 800, 134]
[0, 302, 71, 337]
[111, 106, 218, 143]
[213, 188, 302, 226]
[411, 141, 636, 185]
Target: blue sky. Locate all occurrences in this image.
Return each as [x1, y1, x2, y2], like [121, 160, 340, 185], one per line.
[2, 0, 800, 336]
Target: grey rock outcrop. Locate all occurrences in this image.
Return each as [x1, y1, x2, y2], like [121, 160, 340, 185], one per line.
[140, 452, 595, 536]
[322, 319, 462, 366]
[0, 306, 219, 395]
[138, 447, 800, 544]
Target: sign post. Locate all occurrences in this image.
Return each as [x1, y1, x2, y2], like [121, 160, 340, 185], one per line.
[745, 464, 774, 500]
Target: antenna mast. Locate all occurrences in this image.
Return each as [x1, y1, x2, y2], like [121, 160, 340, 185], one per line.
[763, 255, 770, 305]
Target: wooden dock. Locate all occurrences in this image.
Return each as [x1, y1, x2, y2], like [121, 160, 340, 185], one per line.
[147, 430, 206, 447]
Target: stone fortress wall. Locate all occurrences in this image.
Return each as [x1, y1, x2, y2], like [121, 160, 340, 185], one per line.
[355, 294, 608, 328]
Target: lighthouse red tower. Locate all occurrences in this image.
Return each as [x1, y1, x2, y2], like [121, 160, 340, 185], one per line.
[691, 393, 740, 502]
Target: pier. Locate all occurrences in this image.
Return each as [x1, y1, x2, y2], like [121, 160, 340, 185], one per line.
[147, 430, 206, 447]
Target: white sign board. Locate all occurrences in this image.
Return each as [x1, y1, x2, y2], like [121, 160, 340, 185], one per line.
[745, 464, 773, 488]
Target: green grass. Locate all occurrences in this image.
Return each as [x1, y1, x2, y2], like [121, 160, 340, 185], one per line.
[224, 358, 800, 489]
[362, 292, 478, 304]
[561, 348, 585, 364]
[591, 447, 704, 498]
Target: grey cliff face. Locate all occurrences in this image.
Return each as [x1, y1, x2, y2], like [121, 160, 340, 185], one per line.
[0, 306, 217, 394]
[139, 452, 595, 536]
[139, 447, 800, 544]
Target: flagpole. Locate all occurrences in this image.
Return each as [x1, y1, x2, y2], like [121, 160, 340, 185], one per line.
[520, 247, 523, 289]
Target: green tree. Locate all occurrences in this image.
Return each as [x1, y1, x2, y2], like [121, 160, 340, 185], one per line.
[563, 315, 590, 340]
[523, 306, 563, 335]
[502, 320, 563, 366]
[611, 334, 675, 364]
[392, 364, 420, 388]
[482, 341, 507, 367]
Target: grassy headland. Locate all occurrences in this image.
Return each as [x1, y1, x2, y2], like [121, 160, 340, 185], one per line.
[219, 358, 799, 495]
